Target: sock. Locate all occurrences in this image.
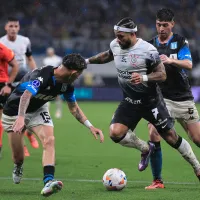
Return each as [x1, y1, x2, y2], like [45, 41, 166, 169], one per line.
[117, 130, 149, 152]
[56, 98, 62, 114]
[0, 120, 3, 147]
[43, 165, 55, 185]
[175, 137, 200, 172]
[150, 141, 162, 181]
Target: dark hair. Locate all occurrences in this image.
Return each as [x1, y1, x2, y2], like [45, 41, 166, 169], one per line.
[62, 53, 87, 71]
[116, 17, 137, 29]
[156, 8, 174, 22]
[7, 16, 19, 22]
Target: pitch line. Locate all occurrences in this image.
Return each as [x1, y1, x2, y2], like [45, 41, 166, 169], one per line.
[0, 177, 198, 185]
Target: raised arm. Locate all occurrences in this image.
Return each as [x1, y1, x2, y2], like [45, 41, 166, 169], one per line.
[12, 90, 32, 133]
[87, 50, 114, 64]
[67, 101, 104, 142]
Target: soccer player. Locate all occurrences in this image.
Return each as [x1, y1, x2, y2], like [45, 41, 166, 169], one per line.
[0, 42, 18, 157]
[43, 47, 63, 119]
[145, 8, 200, 189]
[85, 17, 200, 179]
[2, 53, 104, 197]
[0, 16, 39, 155]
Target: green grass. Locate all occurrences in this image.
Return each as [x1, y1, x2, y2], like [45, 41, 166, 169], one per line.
[1, 102, 200, 200]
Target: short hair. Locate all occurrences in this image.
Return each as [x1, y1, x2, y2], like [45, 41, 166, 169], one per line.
[7, 16, 19, 22]
[62, 53, 87, 71]
[156, 8, 174, 22]
[116, 17, 137, 29]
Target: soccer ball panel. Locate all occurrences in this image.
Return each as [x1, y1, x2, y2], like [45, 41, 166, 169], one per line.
[102, 168, 127, 191]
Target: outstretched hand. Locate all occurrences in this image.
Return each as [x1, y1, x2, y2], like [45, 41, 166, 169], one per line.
[89, 126, 104, 143]
[12, 116, 25, 134]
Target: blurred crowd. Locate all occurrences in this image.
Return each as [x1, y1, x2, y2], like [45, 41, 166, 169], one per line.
[0, 0, 200, 84]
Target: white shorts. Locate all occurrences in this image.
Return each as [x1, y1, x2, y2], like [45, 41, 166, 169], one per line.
[2, 104, 54, 132]
[164, 98, 199, 124]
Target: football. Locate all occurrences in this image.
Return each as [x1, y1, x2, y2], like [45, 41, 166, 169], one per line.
[102, 168, 127, 191]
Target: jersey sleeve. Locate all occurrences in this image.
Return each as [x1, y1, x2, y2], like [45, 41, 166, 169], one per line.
[146, 45, 161, 69]
[61, 84, 76, 102]
[25, 69, 47, 96]
[0, 43, 14, 62]
[25, 38, 32, 57]
[178, 39, 192, 61]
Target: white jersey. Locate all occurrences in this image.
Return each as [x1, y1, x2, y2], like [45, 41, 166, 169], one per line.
[0, 35, 32, 70]
[43, 55, 62, 67]
[110, 38, 161, 99]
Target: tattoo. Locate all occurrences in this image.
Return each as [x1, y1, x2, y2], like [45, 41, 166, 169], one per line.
[89, 50, 114, 64]
[68, 102, 86, 123]
[18, 90, 32, 116]
[148, 62, 166, 82]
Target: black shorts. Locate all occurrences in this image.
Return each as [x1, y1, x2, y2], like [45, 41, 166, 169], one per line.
[0, 83, 9, 109]
[111, 96, 174, 133]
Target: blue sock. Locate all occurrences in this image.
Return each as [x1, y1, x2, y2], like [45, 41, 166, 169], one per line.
[150, 141, 162, 181]
[43, 165, 55, 185]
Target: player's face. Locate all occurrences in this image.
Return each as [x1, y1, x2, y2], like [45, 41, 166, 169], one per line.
[156, 20, 174, 40]
[5, 21, 20, 38]
[67, 70, 83, 83]
[114, 31, 132, 49]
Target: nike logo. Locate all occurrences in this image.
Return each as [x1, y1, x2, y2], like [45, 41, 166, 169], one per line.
[161, 124, 167, 129]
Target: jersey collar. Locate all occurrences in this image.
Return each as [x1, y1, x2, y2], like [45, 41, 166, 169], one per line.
[156, 34, 174, 47]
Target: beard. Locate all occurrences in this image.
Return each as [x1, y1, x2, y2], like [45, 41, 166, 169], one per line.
[119, 40, 132, 49]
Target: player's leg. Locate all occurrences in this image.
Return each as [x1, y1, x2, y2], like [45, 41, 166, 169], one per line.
[145, 123, 164, 189]
[2, 113, 24, 184]
[110, 99, 155, 171]
[24, 129, 39, 149]
[145, 98, 200, 179]
[55, 96, 62, 119]
[26, 104, 62, 196]
[0, 108, 3, 158]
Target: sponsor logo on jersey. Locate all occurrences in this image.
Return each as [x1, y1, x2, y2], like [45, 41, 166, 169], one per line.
[37, 76, 43, 83]
[32, 80, 40, 88]
[125, 97, 142, 104]
[170, 42, 177, 49]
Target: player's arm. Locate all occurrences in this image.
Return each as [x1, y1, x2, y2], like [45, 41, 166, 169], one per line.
[86, 49, 114, 64]
[8, 57, 19, 83]
[160, 41, 192, 70]
[26, 38, 37, 70]
[67, 101, 104, 142]
[12, 90, 32, 133]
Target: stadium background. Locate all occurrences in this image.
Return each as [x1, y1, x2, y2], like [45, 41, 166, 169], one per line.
[0, 0, 200, 101]
[0, 1, 200, 200]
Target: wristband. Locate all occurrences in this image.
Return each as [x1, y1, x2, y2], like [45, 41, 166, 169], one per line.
[85, 59, 90, 64]
[84, 120, 93, 128]
[142, 75, 148, 82]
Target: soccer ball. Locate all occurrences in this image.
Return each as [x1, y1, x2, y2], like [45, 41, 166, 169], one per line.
[102, 168, 127, 191]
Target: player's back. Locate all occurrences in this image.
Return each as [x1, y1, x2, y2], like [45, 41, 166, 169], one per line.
[148, 33, 193, 101]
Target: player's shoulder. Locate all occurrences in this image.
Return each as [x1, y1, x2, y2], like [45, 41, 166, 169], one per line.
[110, 38, 119, 49]
[0, 35, 7, 42]
[139, 39, 157, 51]
[172, 33, 188, 46]
[17, 35, 30, 44]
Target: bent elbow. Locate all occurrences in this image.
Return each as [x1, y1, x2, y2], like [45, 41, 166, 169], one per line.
[161, 72, 167, 82]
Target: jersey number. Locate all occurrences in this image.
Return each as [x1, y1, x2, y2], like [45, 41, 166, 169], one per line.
[40, 112, 51, 123]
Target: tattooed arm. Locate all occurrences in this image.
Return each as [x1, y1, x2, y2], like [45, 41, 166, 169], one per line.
[67, 101, 87, 124]
[67, 101, 104, 142]
[18, 90, 32, 116]
[12, 90, 32, 133]
[88, 50, 114, 64]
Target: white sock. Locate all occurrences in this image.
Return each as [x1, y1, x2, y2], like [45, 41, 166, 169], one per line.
[178, 138, 200, 172]
[56, 98, 62, 114]
[119, 130, 149, 153]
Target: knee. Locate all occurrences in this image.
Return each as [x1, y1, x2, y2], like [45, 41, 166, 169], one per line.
[109, 126, 126, 143]
[42, 136, 55, 149]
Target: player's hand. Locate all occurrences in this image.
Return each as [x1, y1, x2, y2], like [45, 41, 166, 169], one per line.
[12, 116, 25, 134]
[0, 86, 11, 96]
[89, 126, 104, 143]
[159, 54, 172, 64]
[130, 72, 142, 84]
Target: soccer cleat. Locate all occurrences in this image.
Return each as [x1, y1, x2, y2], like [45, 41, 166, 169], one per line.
[27, 134, 39, 149]
[24, 145, 30, 157]
[138, 142, 155, 171]
[13, 164, 23, 184]
[41, 180, 63, 197]
[145, 180, 165, 189]
[55, 110, 62, 119]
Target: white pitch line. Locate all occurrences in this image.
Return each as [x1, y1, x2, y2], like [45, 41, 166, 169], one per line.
[0, 177, 198, 185]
